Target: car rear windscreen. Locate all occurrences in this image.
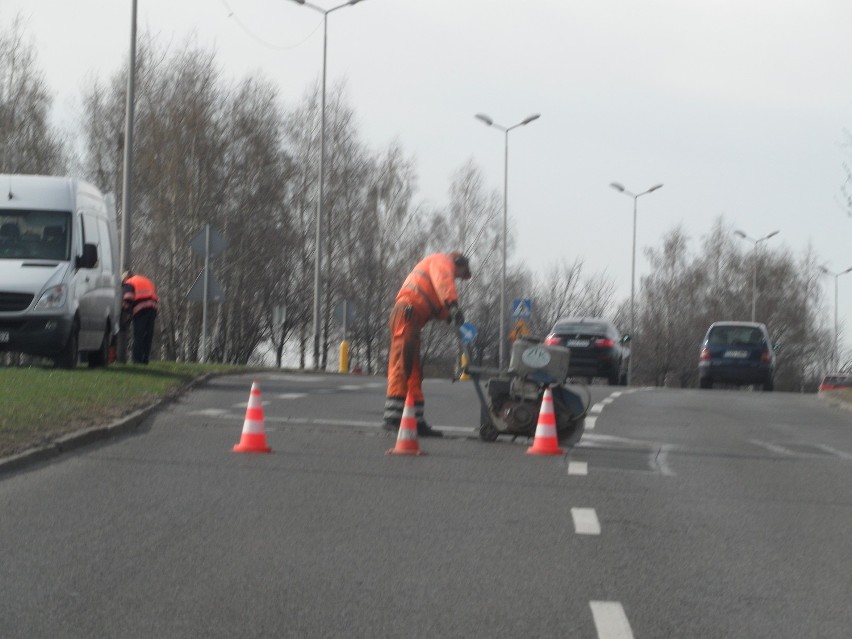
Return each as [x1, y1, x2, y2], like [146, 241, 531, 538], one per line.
[707, 325, 765, 346]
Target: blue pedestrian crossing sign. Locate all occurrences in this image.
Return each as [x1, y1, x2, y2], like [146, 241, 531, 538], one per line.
[512, 298, 532, 319]
[459, 322, 478, 344]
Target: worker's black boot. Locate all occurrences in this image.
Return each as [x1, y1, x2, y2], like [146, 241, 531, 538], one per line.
[417, 421, 443, 438]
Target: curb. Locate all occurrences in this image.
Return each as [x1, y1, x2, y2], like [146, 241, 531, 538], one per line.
[817, 391, 852, 413]
[0, 374, 213, 477]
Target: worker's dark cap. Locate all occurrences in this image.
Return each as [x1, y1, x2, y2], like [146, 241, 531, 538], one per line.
[450, 252, 471, 280]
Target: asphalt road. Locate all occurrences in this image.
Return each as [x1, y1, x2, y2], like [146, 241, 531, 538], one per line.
[1, 373, 850, 638]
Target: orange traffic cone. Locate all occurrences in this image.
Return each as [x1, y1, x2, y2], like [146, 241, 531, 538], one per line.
[233, 381, 272, 453]
[386, 391, 426, 456]
[526, 387, 564, 456]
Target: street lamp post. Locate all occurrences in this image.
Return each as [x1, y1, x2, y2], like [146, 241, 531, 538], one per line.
[288, 0, 367, 370]
[609, 182, 663, 385]
[819, 265, 852, 370]
[733, 229, 780, 322]
[474, 113, 540, 371]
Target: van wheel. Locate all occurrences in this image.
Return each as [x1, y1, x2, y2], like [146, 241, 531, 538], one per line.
[55, 321, 79, 369]
[88, 325, 110, 368]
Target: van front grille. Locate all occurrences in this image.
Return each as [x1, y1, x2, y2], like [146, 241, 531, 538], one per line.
[0, 292, 34, 312]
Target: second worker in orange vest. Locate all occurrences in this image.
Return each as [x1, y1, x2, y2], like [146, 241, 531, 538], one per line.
[383, 252, 472, 437]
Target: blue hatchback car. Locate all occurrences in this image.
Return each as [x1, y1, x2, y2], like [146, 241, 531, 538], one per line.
[698, 321, 776, 391]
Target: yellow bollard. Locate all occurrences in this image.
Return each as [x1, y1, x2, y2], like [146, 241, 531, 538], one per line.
[339, 339, 349, 373]
[459, 352, 471, 381]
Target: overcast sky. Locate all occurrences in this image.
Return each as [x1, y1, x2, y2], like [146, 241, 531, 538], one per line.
[5, 0, 852, 352]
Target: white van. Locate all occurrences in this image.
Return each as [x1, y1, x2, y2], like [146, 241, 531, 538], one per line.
[0, 174, 120, 368]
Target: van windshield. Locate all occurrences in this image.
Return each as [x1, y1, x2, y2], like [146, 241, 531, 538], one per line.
[0, 210, 71, 261]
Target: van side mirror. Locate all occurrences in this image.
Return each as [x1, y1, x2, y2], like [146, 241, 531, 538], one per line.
[77, 243, 98, 269]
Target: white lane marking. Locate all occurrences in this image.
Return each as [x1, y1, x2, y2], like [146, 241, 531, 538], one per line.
[609, 391, 623, 398]
[231, 401, 270, 409]
[277, 393, 307, 400]
[339, 385, 363, 391]
[590, 601, 634, 639]
[601, 397, 614, 405]
[585, 416, 598, 431]
[750, 439, 795, 456]
[567, 461, 588, 476]
[589, 403, 605, 415]
[815, 444, 852, 460]
[571, 508, 601, 535]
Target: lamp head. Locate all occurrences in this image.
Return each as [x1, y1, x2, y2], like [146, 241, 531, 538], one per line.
[647, 183, 663, 193]
[609, 182, 626, 193]
[765, 230, 780, 239]
[734, 230, 747, 239]
[521, 114, 541, 125]
[475, 113, 493, 126]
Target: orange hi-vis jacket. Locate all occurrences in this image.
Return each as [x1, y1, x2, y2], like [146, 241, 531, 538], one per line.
[396, 253, 460, 322]
[123, 274, 159, 316]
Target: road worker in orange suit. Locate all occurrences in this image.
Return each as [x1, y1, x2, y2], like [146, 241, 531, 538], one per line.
[122, 270, 159, 364]
[383, 252, 472, 437]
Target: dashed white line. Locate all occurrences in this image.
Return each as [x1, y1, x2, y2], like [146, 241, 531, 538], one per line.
[590, 601, 634, 639]
[589, 403, 605, 415]
[567, 461, 588, 476]
[277, 393, 308, 400]
[585, 416, 598, 430]
[571, 507, 601, 535]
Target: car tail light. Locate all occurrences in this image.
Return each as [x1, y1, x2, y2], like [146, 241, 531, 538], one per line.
[699, 347, 711, 361]
[544, 335, 561, 346]
[760, 350, 771, 363]
[594, 338, 615, 348]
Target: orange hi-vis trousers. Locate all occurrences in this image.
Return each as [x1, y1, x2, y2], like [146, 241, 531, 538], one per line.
[384, 301, 429, 427]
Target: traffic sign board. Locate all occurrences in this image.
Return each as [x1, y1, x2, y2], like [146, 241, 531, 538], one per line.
[512, 298, 532, 319]
[459, 322, 477, 344]
[508, 319, 530, 341]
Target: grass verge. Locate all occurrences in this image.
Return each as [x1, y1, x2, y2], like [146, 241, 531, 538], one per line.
[0, 361, 255, 458]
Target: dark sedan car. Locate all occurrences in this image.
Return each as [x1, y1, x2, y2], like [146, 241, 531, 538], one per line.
[698, 321, 776, 391]
[544, 317, 629, 385]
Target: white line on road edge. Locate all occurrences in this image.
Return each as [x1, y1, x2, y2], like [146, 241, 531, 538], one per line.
[609, 391, 623, 398]
[601, 397, 614, 405]
[590, 601, 634, 639]
[749, 439, 795, 456]
[585, 416, 598, 430]
[276, 393, 308, 400]
[567, 461, 588, 475]
[589, 403, 605, 415]
[571, 508, 601, 535]
[815, 444, 852, 460]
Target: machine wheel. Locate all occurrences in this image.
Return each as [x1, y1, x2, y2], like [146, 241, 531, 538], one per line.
[479, 405, 499, 442]
[552, 387, 585, 445]
[88, 324, 111, 368]
[55, 320, 79, 369]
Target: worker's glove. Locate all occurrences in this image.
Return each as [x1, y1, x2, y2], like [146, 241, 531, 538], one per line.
[447, 302, 464, 327]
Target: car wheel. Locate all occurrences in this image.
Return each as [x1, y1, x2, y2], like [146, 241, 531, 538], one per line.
[55, 320, 79, 369]
[699, 377, 712, 389]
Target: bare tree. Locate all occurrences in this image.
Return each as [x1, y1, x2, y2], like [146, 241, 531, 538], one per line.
[0, 14, 66, 173]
